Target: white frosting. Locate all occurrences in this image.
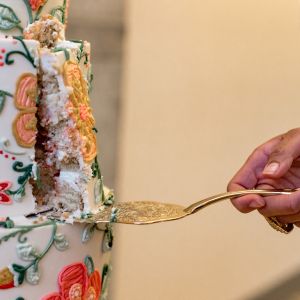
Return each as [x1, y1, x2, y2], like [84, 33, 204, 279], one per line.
[0, 37, 38, 216]
[0, 217, 111, 299]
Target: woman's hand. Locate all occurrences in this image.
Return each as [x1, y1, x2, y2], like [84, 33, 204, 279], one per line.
[227, 128, 300, 227]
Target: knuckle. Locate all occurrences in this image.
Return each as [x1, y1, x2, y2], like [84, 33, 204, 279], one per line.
[251, 146, 264, 160]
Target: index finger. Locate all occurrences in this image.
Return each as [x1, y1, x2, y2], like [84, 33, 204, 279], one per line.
[228, 136, 282, 212]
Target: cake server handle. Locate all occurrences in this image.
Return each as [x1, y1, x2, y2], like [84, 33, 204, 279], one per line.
[183, 188, 299, 234]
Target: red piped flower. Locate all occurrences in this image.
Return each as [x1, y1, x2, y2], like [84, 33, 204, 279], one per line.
[41, 262, 101, 300]
[0, 182, 12, 205]
[0, 267, 14, 289]
[29, 0, 46, 11]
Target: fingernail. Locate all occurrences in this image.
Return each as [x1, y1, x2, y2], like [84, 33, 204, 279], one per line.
[249, 199, 265, 209]
[263, 162, 280, 175]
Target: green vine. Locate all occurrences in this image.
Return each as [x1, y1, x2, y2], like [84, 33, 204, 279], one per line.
[5, 37, 36, 68]
[91, 156, 101, 179]
[53, 47, 70, 61]
[0, 220, 68, 286]
[5, 162, 33, 197]
[22, 0, 33, 24]
[50, 0, 68, 24]
[70, 40, 89, 64]
[0, 90, 13, 114]
[0, 228, 31, 245]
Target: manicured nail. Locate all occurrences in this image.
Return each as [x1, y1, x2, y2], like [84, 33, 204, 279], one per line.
[263, 162, 280, 175]
[249, 199, 265, 209]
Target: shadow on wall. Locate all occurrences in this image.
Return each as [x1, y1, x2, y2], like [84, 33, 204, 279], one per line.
[249, 270, 300, 300]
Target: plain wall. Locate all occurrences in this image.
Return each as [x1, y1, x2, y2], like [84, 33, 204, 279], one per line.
[113, 0, 300, 299]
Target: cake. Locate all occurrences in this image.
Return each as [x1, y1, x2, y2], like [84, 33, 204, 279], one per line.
[0, 1, 114, 299]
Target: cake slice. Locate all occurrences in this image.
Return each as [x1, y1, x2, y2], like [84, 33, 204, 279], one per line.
[35, 40, 108, 216]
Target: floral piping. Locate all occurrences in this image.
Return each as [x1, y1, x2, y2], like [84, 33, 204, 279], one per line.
[0, 0, 68, 35]
[41, 256, 101, 300]
[0, 220, 68, 289]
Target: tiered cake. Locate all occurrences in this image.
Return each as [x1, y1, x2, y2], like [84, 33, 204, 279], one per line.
[0, 1, 114, 299]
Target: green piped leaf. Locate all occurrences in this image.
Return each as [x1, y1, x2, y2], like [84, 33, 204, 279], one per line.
[50, 6, 64, 23]
[84, 255, 95, 275]
[0, 4, 22, 31]
[82, 224, 96, 243]
[0, 91, 6, 114]
[12, 264, 26, 285]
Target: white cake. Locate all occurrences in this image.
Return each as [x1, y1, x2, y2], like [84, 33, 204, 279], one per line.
[0, 1, 114, 299]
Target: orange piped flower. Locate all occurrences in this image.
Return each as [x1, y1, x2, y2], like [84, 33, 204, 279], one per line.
[13, 73, 38, 148]
[29, 0, 46, 11]
[15, 73, 37, 110]
[13, 110, 37, 148]
[42, 262, 101, 300]
[63, 61, 97, 163]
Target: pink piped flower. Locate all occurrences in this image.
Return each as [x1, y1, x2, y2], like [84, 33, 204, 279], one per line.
[0, 182, 12, 205]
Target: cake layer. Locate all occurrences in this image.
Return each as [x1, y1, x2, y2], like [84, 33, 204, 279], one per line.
[0, 36, 39, 217]
[0, 216, 113, 299]
[0, 0, 69, 37]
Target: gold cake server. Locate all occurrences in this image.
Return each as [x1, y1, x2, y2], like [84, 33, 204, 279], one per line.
[77, 189, 298, 234]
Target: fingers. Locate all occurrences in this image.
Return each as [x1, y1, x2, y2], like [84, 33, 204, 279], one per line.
[227, 138, 281, 213]
[228, 136, 282, 192]
[263, 128, 300, 178]
[258, 190, 300, 217]
[230, 194, 265, 213]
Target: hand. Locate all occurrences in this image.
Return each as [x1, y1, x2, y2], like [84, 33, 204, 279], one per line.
[227, 128, 300, 227]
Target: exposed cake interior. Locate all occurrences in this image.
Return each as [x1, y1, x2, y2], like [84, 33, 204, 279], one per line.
[26, 17, 102, 217]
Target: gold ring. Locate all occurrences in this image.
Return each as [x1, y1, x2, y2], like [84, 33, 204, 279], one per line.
[265, 216, 294, 234]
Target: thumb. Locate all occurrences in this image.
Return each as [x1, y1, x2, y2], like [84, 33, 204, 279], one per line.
[263, 129, 300, 178]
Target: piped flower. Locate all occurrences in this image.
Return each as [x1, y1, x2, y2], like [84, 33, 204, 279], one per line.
[63, 61, 97, 163]
[13, 73, 38, 148]
[29, 0, 47, 11]
[0, 182, 12, 205]
[41, 261, 101, 300]
[0, 267, 14, 289]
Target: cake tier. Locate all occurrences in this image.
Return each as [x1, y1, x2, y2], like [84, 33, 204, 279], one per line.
[0, 217, 113, 300]
[0, 36, 109, 218]
[0, 37, 39, 217]
[0, 0, 69, 37]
